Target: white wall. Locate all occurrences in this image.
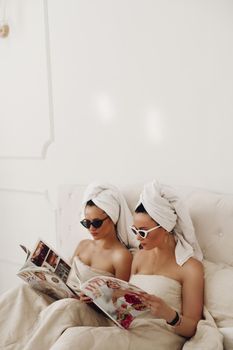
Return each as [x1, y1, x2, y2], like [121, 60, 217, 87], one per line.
[0, 0, 233, 293]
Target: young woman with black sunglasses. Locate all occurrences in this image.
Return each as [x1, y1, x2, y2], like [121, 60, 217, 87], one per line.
[71, 198, 133, 292]
[0, 183, 138, 350]
[70, 181, 138, 292]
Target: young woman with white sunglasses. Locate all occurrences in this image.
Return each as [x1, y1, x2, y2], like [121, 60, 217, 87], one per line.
[130, 185, 204, 339]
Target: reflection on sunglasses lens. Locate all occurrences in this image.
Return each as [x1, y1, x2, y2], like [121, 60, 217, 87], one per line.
[80, 220, 89, 228]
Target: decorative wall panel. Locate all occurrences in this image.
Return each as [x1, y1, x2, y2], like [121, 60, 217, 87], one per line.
[0, 0, 54, 159]
[0, 188, 56, 293]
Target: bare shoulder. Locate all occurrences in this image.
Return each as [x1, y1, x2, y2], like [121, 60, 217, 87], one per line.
[181, 257, 204, 281]
[182, 257, 204, 272]
[112, 245, 133, 264]
[111, 246, 133, 281]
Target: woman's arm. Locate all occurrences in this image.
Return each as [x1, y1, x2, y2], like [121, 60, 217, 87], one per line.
[140, 258, 204, 338]
[173, 258, 204, 337]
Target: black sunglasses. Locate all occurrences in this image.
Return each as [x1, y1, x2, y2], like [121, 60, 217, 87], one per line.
[80, 216, 109, 229]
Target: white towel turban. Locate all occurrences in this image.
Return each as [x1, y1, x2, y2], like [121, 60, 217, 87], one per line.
[81, 182, 139, 249]
[138, 180, 203, 265]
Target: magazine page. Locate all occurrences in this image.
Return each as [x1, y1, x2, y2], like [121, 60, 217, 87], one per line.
[66, 259, 83, 295]
[17, 239, 77, 299]
[25, 239, 71, 283]
[17, 266, 76, 299]
[80, 276, 149, 329]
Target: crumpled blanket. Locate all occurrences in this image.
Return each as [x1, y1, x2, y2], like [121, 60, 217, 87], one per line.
[0, 273, 223, 350]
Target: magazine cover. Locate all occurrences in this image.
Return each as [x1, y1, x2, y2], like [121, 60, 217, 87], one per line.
[80, 276, 149, 329]
[17, 239, 76, 299]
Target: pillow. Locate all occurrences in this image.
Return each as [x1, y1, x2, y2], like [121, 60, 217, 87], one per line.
[204, 260, 233, 328]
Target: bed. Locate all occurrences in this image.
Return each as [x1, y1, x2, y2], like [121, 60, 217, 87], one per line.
[56, 183, 233, 350]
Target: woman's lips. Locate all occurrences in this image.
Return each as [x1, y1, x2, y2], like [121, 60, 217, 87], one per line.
[90, 232, 98, 236]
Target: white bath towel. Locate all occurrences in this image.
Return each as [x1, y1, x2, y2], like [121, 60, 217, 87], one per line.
[81, 182, 139, 249]
[138, 179, 203, 265]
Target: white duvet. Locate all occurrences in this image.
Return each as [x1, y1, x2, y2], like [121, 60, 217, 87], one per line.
[0, 272, 223, 350]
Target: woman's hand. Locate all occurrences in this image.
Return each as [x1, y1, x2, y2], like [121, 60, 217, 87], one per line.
[139, 292, 176, 322]
[79, 292, 93, 304]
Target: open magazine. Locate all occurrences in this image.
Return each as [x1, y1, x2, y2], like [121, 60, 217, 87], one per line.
[76, 275, 149, 329]
[17, 239, 149, 329]
[17, 239, 75, 299]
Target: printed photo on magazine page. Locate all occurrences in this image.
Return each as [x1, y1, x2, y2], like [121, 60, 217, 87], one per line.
[29, 240, 71, 282]
[80, 276, 149, 329]
[17, 239, 76, 300]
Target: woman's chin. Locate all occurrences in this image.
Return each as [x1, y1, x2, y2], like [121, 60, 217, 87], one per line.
[91, 233, 100, 239]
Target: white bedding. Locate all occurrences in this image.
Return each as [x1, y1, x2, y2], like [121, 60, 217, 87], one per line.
[0, 273, 223, 350]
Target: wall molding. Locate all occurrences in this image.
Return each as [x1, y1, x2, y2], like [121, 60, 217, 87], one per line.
[0, 0, 54, 160]
[0, 187, 48, 196]
[0, 186, 57, 264]
[41, 0, 55, 159]
[0, 187, 55, 210]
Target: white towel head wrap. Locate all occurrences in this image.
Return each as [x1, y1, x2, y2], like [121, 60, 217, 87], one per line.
[81, 182, 139, 249]
[138, 179, 203, 265]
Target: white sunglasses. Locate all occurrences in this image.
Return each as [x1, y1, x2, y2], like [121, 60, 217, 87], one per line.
[130, 225, 161, 239]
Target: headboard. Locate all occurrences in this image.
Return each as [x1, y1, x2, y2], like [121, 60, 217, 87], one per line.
[57, 184, 233, 267]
